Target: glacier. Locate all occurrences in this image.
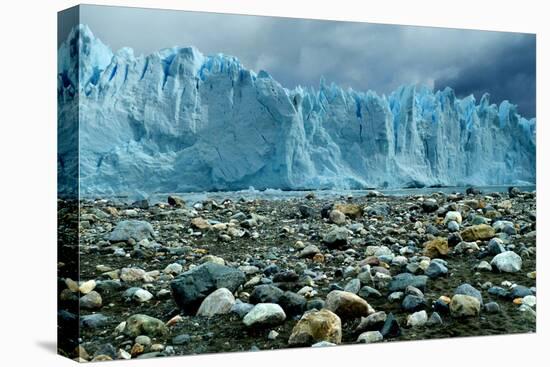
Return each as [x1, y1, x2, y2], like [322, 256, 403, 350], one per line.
[58, 25, 536, 197]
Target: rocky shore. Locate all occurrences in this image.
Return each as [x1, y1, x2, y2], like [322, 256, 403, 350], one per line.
[58, 187, 536, 362]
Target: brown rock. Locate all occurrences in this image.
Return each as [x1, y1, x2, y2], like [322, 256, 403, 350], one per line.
[191, 217, 210, 230]
[423, 237, 449, 258]
[131, 343, 144, 357]
[325, 290, 375, 318]
[460, 224, 495, 241]
[288, 309, 342, 346]
[334, 203, 364, 218]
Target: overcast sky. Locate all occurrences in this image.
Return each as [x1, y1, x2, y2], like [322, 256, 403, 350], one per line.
[62, 5, 536, 117]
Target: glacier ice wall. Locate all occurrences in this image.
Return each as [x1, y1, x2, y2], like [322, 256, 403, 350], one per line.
[58, 25, 536, 196]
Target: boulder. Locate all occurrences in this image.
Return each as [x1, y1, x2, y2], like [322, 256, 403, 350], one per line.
[288, 309, 342, 346]
[491, 251, 522, 273]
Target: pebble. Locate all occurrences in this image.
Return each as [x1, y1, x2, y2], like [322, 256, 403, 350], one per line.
[79, 291, 102, 310]
[243, 303, 286, 327]
[357, 331, 383, 343]
[406, 310, 428, 327]
[196, 288, 236, 317]
[450, 295, 480, 317]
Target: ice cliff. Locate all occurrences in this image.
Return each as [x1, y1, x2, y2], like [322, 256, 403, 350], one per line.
[58, 25, 536, 196]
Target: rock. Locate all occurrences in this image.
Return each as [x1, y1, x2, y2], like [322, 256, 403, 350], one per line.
[422, 199, 439, 213]
[79, 291, 102, 310]
[170, 334, 192, 348]
[388, 273, 428, 292]
[427, 312, 443, 325]
[272, 270, 299, 283]
[380, 312, 401, 338]
[191, 217, 210, 230]
[344, 279, 361, 294]
[278, 291, 307, 316]
[167, 195, 185, 207]
[334, 203, 363, 218]
[510, 285, 533, 298]
[124, 314, 168, 337]
[249, 285, 284, 304]
[311, 341, 337, 347]
[196, 288, 235, 317]
[358, 286, 382, 300]
[402, 295, 427, 312]
[329, 210, 346, 225]
[135, 335, 152, 346]
[425, 261, 448, 278]
[78, 280, 96, 294]
[109, 220, 154, 242]
[243, 303, 286, 327]
[298, 205, 315, 218]
[460, 224, 495, 242]
[268, 330, 279, 340]
[450, 295, 481, 318]
[407, 310, 428, 327]
[455, 283, 483, 305]
[80, 313, 110, 329]
[288, 309, 342, 346]
[423, 237, 449, 258]
[356, 311, 387, 332]
[133, 289, 153, 303]
[488, 238, 506, 255]
[199, 255, 226, 266]
[322, 227, 349, 248]
[491, 251, 522, 273]
[444, 211, 462, 225]
[523, 295, 536, 308]
[120, 267, 146, 282]
[447, 220, 460, 232]
[299, 244, 321, 258]
[163, 263, 183, 275]
[171, 262, 246, 313]
[357, 331, 383, 343]
[325, 290, 375, 318]
[476, 261, 492, 271]
[231, 300, 255, 318]
[484, 302, 501, 313]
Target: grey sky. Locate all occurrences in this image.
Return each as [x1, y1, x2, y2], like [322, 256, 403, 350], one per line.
[61, 4, 536, 117]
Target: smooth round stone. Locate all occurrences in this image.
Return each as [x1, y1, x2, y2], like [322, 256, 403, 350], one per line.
[476, 261, 492, 271]
[522, 295, 536, 308]
[80, 291, 102, 310]
[344, 279, 361, 294]
[135, 335, 151, 347]
[172, 334, 191, 345]
[357, 331, 383, 343]
[133, 289, 153, 303]
[484, 302, 501, 313]
[78, 280, 97, 294]
[455, 283, 483, 305]
[444, 211, 462, 225]
[447, 220, 460, 232]
[406, 310, 428, 327]
[491, 251, 522, 273]
[243, 303, 286, 327]
[196, 288, 235, 317]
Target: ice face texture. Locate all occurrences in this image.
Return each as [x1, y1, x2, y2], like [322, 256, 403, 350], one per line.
[58, 25, 536, 196]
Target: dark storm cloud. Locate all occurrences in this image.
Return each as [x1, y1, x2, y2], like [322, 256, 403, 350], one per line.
[65, 5, 536, 118]
[434, 35, 535, 117]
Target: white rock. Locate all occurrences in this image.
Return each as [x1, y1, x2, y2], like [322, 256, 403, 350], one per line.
[196, 288, 236, 317]
[357, 331, 383, 343]
[407, 310, 428, 327]
[243, 303, 286, 327]
[491, 251, 522, 273]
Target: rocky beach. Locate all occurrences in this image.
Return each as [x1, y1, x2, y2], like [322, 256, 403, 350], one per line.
[58, 187, 536, 362]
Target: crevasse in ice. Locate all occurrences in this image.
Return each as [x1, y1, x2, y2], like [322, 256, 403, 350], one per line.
[58, 25, 536, 196]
